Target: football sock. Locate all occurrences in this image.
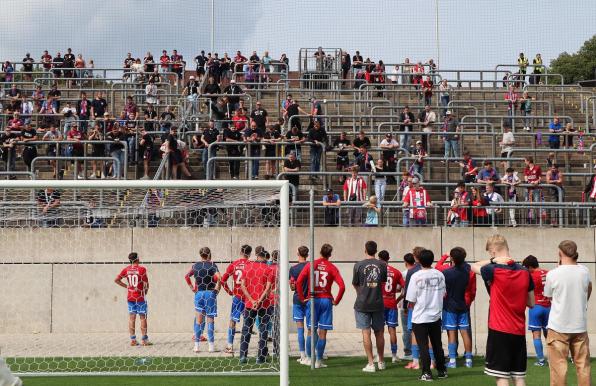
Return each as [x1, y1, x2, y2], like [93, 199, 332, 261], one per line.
[130, 335, 136, 340]
[297, 327, 305, 354]
[448, 343, 457, 360]
[316, 339, 326, 361]
[464, 352, 473, 360]
[306, 335, 312, 358]
[194, 320, 201, 342]
[207, 322, 215, 343]
[141, 335, 148, 341]
[412, 344, 419, 362]
[227, 327, 235, 346]
[391, 344, 398, 355]
[533, 338, 544, 360]
[197, 321, 205, 341]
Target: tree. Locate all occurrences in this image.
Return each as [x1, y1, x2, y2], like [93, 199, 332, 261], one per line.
[550, 35, 596, 84]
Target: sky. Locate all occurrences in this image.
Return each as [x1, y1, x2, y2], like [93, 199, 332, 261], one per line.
[1, 0, 594, 74]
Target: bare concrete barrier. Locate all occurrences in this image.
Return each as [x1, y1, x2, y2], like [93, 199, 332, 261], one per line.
[0, 227, 594, 336]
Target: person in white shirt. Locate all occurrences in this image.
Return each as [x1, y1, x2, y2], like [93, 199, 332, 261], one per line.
[483, 182, 504, 225]
[544, 240, 592, 386]
[405, 249, 447, 381]
[499, 124, 515, 169]
[438, 79, 452, 116]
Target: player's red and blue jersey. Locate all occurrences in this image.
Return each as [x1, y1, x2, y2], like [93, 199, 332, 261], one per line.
[530, 268, 551, 307]
[268, 263, 278, 306]
[481, 262, 534, 335]
[117, 265, 148, 303]
[382, 265, 405, 309]
[296, 258, 345, 304]
[242, 261, 274, 309]
[290, 262, 308, 305]
[221, 257, 249, 299]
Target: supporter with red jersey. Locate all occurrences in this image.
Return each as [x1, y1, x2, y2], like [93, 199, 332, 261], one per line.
[239, 250, 274, 364]
[459, 151, 479, 183]
[472, 235, 535, 385]
[378, 250, 405, 364]
[523, 156, 542, 203]
[455, 181, 471, 227]
[114, 252, 150, 346]
[221, 244, 252, 354]
[522, 255, 550, 367]
[296, 244, 345, 368]
[402, 177, 432, 226]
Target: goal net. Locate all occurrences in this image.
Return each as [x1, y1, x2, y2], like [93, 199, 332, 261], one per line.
[0, 180, 290, 384]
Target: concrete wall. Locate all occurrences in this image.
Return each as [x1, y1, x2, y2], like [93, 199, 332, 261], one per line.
[1, 227, 594, 334]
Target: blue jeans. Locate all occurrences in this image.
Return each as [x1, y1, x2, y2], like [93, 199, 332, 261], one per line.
[399, 129, 410, 150]
[249, 148, 260, 178]
[110, 149, 125, 178]
[444, 140, 459, 159]
[310, 146, 322, 172]
[127, 137, 136, 162]
[440, 95, 450, 115]
[402, 209, 410, 227]
[202, 147, 216, 179]
[400, 309, 412, 356]
[374, 179, 386, 203]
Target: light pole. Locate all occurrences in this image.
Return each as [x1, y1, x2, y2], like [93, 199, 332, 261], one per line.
[435, 0, 440, 68]
[210, 0, 215, 53]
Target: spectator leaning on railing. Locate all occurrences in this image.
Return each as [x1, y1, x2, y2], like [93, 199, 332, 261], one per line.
[322, 188, 341, 226]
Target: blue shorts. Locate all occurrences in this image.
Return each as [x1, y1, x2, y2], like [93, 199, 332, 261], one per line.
[407, 309, 413, 331]
[128, 301, 147, 315]
[230, 296, 245, 323]
[293, 302, 306, 322]
[194, 290, 217, 317]
[384, 308, 398, 328]
[442, 310, 470, 331]
[528, 304, 550, 331]
[305, 298, 333, 330]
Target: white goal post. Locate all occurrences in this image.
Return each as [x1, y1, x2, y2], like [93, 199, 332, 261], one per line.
[0, 179, 290, 386]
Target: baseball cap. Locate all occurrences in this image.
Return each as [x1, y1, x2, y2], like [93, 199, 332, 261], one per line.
[416, 140, 422, 145]
[189, 75, 195, 79]
[446, 110, 452, 115]
[326, 188, 333, 193]
[230, 79, 236, 83]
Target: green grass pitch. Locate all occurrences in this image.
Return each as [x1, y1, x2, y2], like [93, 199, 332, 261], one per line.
[16, 357, 595, 385]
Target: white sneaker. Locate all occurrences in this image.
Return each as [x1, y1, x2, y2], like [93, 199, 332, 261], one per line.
[208, 343, 216, 352]
[297, 354, 307, 363]
[193, 345, 200, 353]
[392, 355, 399, 364]
[378, 361, 386, 370]
[140, 175, 150, 180]
[77, 173, 85, 179]
[315, 360, 327, 369]
[362, 363, 376, 373]
[301, 357, 311, 366]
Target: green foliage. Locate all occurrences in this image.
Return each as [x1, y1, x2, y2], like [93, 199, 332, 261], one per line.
[550, 35, 596, 84]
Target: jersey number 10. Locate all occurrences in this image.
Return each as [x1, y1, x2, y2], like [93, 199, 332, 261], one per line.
[127, 274, 139, 288]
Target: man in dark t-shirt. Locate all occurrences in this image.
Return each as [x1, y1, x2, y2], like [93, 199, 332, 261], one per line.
[352, 241, 388, 371]
[250, 101, 268, 130]
[283, 152, 301, 191]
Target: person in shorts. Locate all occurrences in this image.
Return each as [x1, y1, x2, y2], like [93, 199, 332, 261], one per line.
[352, 241, 388, 373]
[472, 235, 535, 385]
